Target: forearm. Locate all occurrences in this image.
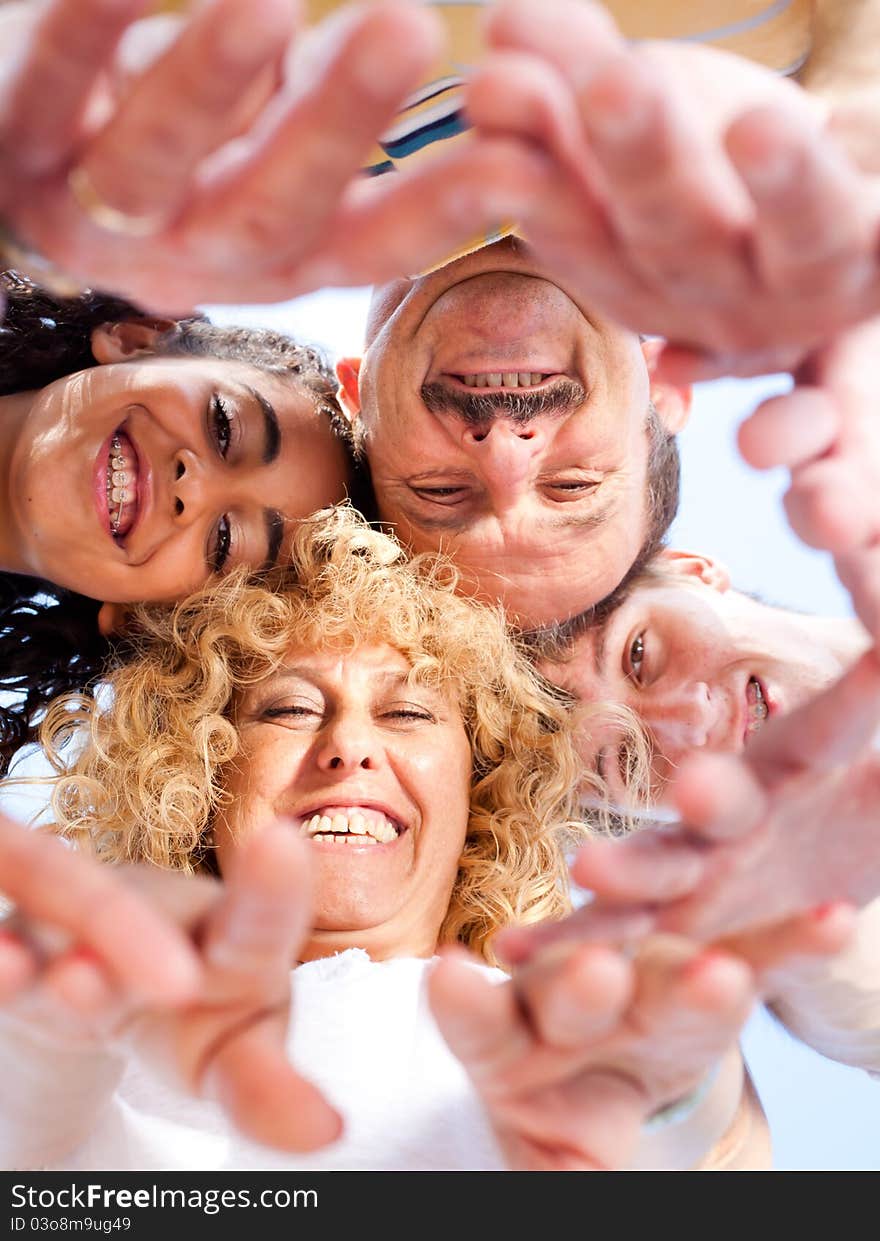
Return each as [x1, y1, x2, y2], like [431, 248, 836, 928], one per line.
[801, 0, 880, 100]
[625, 1046, 770, 1171]
[0, 1015, 124, 1169]
[767, 897, 880, 1073]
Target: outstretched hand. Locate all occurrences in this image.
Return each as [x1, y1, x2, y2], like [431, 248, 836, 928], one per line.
[467, 0, 880, 381]
[1, 819, 339, 1153]
[431, 907, 850, 1170]
[0, 0, 548, 313]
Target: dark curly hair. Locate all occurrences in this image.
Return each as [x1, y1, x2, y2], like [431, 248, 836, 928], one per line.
[0, 271, 367, 775]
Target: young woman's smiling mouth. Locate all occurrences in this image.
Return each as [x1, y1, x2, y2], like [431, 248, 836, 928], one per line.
[95, 426, 147, 546]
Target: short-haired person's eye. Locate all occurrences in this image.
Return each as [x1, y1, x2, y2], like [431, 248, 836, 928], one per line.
[627, 633, 646, 684]
[411, 485, 469, 505]
[209, 514, 232, 573]
[210, 394, 234, 458]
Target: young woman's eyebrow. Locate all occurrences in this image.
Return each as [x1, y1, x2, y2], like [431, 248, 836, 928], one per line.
[246, 386, 280, 464]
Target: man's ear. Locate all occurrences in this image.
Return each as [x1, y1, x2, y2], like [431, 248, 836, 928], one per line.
[335, 357, 362, 423]
[656, 548, 731, 592]
[97, 601, 129, 637]
[641, 337, 693, 434]
[90, 318, 177, 363]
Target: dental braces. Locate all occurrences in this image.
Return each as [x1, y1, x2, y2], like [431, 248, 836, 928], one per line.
[108, 434, 128, 535]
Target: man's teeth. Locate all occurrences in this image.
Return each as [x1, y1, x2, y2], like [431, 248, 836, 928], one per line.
[301, 811, 400, 844]
[460, 372, 547, 388]
[746, 677, 768, 735]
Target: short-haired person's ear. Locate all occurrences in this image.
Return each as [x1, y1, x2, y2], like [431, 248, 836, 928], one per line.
[90, 318, 177, 363]
[335, 357, 362, 423]
[641, 338, 692, 434]
[656, 548, 731, 592]
[96, 601, 128, 637]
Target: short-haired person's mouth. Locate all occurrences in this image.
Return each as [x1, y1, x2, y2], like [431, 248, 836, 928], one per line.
[744, 676, 770, 742]
[295, 804, 406, 846]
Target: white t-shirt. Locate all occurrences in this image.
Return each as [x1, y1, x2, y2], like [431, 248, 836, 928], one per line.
[48, 950, 508, 1173]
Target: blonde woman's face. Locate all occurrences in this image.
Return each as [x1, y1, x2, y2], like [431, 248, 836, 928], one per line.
[216, 643, 472, 960]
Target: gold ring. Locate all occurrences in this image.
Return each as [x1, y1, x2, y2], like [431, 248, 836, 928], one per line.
[67, 166, 168, 238]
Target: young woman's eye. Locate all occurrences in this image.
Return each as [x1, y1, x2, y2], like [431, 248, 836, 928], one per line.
[210, 514, 232, 573]
[211, 394, 233, 458]
[628, 633, 646, 683]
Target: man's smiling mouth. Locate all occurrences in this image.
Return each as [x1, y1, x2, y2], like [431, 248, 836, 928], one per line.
[454, 371, 556, 389]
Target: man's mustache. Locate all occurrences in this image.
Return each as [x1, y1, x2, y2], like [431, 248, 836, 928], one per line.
[420, 379, 586, 427]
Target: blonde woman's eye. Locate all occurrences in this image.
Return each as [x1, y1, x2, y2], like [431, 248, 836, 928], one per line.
[382, 706, 435, 723]
[263, 704, 321, 720]
[629, 634, 645, 683]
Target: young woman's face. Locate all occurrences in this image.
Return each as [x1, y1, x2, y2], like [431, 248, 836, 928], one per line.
[215, 643, 473, 960]
[9, 354, 351, 603]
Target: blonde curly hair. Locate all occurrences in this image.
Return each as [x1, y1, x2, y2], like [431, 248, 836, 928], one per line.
[42, 507, 596, 963]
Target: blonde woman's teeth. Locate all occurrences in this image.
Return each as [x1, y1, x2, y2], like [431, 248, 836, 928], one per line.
[301, 810, 399, 843]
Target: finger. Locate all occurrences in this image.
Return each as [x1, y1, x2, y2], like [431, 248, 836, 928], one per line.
[1, 0, 152, 176]
[290, 135, 554, 292]
[835, 544, 880, 640]
[513, 941, 634, 1049]
[630, 938, 755, 1042]
[671, 752, 767, 842]
[205, 1014, 341, 1152]
[0, 930, 37, 1001]
[0, 813, 200, 1004]
[202, 821, 312, 980]
[738, 387, 840, 471]
[570, 833, 709, 904]
[727, 106, 876, 297]
[486, 0, 625, 87]
[654, 342, 810, 385]
[74, 0, 297, 223]
[40, 949, 117, 1015]
[718, 902, 857, 981]
[575, 53, 749, 290]
[495, 907, 657, 967]
[784, 457, 877, 553]
[188, 0, 442, 266]
[429, 947, 533, 1090]
[745, 649, 880, 782]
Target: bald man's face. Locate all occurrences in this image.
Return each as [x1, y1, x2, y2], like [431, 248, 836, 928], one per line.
[342, 241, 688, 627]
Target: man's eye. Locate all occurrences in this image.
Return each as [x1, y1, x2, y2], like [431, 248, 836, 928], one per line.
[211, 394, 233, 458]
[628, 633, 646, 683]
[544, 479, 600, 498]
[411, 486, 469, 504]
[210, 514, 232, 573]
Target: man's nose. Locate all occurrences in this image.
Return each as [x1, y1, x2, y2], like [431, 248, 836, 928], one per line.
[648, 682, 719, 764]
[315, 715, 381, 773]
[459, 419, 548, 487]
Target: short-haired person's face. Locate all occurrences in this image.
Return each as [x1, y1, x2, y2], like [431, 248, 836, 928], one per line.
[542, 552, 862, 808]
[215, 643, 473, 960]
[6, 329, 350, 605]
[338, 239, 691, 627]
